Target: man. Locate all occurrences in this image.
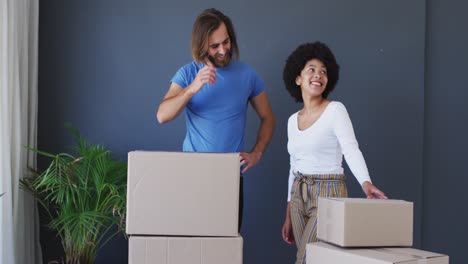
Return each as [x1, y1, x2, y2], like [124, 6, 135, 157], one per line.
[157, 8, 275, 229]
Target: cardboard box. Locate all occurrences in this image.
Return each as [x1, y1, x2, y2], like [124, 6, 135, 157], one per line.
[126, 151, 240, 236]
[307, 242, 449, 264]
[129, 236, 243, 264]
[317, 197, 413, 247]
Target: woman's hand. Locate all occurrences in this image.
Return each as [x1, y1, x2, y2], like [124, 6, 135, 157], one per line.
[362, 181, 388, 199]
[282, 202, 295, 244]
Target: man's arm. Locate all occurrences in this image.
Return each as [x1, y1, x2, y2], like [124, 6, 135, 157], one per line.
[239, 90, 275, 173]
[157, 83, 192, 123]
[157, 64, 216, 123]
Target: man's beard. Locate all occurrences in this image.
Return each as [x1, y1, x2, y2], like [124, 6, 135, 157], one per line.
[208, 50, 232, 68]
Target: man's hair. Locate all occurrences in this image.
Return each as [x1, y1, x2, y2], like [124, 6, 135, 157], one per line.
[283, 42, 340, 102]
[191, 8, 240, 63]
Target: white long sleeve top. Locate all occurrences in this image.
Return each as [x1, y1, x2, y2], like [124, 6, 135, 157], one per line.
[287, 101, 372, 201]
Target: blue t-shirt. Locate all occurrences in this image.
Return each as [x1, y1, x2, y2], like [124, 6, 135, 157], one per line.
[171, 60, 265, 152]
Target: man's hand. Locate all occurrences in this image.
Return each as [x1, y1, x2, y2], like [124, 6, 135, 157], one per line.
[239, 151, 262, 173]
[362, 181, 388, 199]
[189, 63, 216, 94]
[157, 62, 217, 124]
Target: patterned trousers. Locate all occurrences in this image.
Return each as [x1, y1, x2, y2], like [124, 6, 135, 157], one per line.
[290, 172, 348, 264]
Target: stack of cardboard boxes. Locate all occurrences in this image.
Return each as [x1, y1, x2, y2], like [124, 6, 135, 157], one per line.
[307, 197, 449, 263]
[126, 151, 243, 264]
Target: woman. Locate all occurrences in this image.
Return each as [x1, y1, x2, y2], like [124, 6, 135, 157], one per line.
[281, 42, 387, 264]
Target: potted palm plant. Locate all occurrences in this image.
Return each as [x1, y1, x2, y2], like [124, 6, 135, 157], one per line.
[21, 127, 127, 264]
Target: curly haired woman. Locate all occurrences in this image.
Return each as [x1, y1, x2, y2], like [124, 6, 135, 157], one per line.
[281, 42, 387, 264]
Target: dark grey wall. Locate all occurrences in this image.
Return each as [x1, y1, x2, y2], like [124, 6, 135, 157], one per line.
[37, 0, 467, 263]
[423, 1, 468, 264]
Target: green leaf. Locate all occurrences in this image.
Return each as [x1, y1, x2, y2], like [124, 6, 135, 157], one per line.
[20, 124, 127, 263]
